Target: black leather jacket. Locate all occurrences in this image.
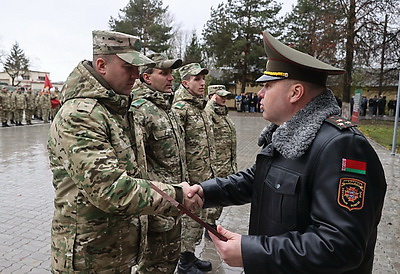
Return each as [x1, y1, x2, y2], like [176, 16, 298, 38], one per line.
[201, 121, 386, 273]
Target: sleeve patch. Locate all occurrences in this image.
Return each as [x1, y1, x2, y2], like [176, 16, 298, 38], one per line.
[337, 178, 366, 211]
[131, 98, 147, 108]
[76, 99, 97, 113]
[173, 102, 184, 109]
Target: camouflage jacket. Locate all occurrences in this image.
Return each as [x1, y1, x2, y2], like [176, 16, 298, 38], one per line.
[172, 85, 215, 184]
[0, 91, 12, 110]
[40, 93, 51, 109]
[14, 91, 27, 110]
[47, 61, 183, 272]
[131, 82, 188, 232]
[131, 82, 188, 184]
[25, 92, 36, 110]
[205, 100, 237, 177]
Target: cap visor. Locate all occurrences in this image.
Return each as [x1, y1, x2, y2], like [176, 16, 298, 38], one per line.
[157, 59, 183, 69]
[194, 68, 208, 75]
[117, 52, 155, 66]
[255, 74, 285, 82]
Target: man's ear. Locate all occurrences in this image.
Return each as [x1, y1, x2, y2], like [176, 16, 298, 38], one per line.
[289, 82, 305, 103]
[182, 79, 189, 89]
[142, 73, 151, 85]
[95, 58, 107, 75]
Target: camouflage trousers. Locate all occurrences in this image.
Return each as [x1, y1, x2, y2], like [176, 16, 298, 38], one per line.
[137, 216, 181, 274]
[14, 109, 24, 123]
[180, 208, 208, 253]
[0, 109, 11, 123]
[25, 109, 34, 123]
[42, 108, 50, 123]
[205, 207, 223, 225]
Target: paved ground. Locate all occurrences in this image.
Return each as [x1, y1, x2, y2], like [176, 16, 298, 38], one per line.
[0, 112, 399, 273]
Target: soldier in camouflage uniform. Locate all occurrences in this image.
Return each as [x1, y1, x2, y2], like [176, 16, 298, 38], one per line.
[172, 63, 215, 274]
[204, 85, 237, 237]
[13, 87, 27, 126]
[24, 88, 36, 125]
[47, 30, 202, 273]
[130, 53, 188, 273]
[0, 86, 12, 127]
[40, 88, 52, 123]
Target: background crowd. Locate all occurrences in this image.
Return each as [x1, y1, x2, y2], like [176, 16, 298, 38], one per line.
[0, 86, 61, 127]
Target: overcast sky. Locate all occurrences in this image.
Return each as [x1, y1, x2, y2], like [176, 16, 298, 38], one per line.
[0, 0, 296, 82]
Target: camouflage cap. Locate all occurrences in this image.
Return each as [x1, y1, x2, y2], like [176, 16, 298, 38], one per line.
[256, 31, 345, 86]
[147, 53, 182, 69]
[178, 63, 208, 79]
[208, 85, 231, 97]
[92, 30, 154, 66]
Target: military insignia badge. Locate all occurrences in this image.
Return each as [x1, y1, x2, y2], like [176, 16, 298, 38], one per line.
[337, 178, 366, 211]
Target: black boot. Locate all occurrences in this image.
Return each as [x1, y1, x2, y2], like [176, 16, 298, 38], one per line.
[2, 122, 10, 127]
[178, 252, 212, 273]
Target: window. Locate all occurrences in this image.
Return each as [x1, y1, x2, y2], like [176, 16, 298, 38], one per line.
[38, 76, 45, 81]
[22, 75, 30, 80]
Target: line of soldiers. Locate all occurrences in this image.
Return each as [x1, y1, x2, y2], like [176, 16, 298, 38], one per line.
[48, 30, 237, 274]
[0, 86, 61, 127]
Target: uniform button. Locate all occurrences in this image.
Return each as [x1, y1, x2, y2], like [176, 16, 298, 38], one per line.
[276, 183, 281, 189]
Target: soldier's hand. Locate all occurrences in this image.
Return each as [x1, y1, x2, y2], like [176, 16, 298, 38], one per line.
[180, 182, 203, 212]
[187, 184, 204, 200]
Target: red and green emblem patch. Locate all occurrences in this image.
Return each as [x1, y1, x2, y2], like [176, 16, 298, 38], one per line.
[337, 178, 366, 211]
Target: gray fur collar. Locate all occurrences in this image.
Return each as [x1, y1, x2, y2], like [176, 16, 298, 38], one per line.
[257, 89, 340, 159]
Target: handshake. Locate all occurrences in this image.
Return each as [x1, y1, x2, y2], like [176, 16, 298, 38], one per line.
[179, 182, 204, 212]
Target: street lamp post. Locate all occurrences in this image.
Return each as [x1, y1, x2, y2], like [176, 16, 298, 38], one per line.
[391, 69, 400, 156]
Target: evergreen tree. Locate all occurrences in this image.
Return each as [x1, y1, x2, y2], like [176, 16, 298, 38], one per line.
[109, 0, 172, 54]
[2, 42, 29, 86]
[183, 32, 203, 65]
[202, 0, 282, 93]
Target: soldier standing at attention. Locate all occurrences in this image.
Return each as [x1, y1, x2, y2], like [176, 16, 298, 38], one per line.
[47, 30, 202, 273]
[14, 87, 27, 126]
[40, 88, 52, 123]
[24, 88, 36, 125]
[172, 63, 214, 274]
[203, 85, 237, 238]
[189, 30, 387, 274]
[0, 86, 12, 127]
[130, 53, 187, 274]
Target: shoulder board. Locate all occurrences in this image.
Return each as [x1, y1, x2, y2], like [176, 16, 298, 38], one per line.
[131, 98, 147, 108]
[325, 115, 356, 130]
[76, 99, 97, 113]
[173, 102, 185, 109]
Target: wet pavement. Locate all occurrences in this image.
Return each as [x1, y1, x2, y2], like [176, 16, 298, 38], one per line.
[0, 113, 399, 273]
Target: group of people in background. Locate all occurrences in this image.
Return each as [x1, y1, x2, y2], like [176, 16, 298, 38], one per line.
[234, 92, 262, 113]
[360, 95, 398, 117]
[0, 86, 61, 127]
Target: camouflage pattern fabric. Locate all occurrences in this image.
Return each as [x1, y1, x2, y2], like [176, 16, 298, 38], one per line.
[0, 88, 12, 123]
[172, 84, 215, 253]
[25, 90, 36, 123]
[204, 99, 238, 225]
[130, 82, 189, 273]
[47, 60, 183, 273]
[40, 92, 51, 123]
[13, 89, 27, 123]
